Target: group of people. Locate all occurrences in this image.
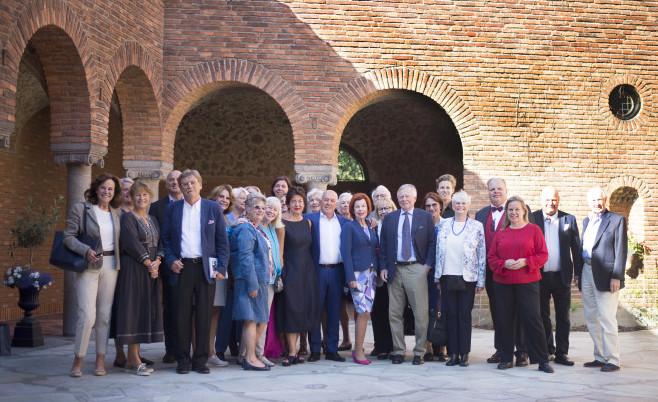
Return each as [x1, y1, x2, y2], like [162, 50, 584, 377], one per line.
[63, 170, 627, 377]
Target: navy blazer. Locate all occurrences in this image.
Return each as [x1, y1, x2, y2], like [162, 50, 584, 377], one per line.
[306, 212, 347, 269]
[162, 198, 229, 284]
[379, 208, 436, 281]
[576, 210, 627, 292]
[340, 220, 379, 284]
[532, 209, 582, 287]
[148, 195, 172, 228]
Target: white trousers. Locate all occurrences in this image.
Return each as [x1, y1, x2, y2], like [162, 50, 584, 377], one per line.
[581, 263, 621, 366]
[73, 257, 118, 357]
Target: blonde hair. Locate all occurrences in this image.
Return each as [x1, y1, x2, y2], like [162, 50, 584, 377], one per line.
[265, 196, 285, 229]
[502, 195, 529, 229]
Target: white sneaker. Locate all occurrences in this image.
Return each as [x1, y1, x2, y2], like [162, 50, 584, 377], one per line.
[208, 355, 229, 367]
[134, 363, 152, 376]
[259, 356, 275, 367]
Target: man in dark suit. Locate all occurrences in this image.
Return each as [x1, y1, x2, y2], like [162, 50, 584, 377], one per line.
[475, 177, 528, 366]
[380, 184, 436, 365]
[149, 170, 182, 364]
[162, 169, 229, 374]
[577, 187, 627, 372]
[307, 190, 348, 362]
[532, 187, 582, 366]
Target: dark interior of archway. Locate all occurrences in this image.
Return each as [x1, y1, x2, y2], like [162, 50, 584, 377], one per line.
[609, 186, 639, 220]
[174, 85, 295, 195]
[333, 90, 463, 201]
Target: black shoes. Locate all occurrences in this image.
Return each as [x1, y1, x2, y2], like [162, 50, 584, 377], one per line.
[584, 360, 605, 368]
[423, 352, 434, 362]
[176, 362, 190, 374]
[412, 355, 424, 365]
[459, 354, 469, 367]
[308, 352, 321, 362]
[601, 363, 620, 372]
[192, 364, 210, 374]
[497, 361, 513, 370]
[446, 354, 460, 366]
[486, 352, 501, 364]
[325, 352, 346, 362]
[434, 352, 447, 363]
[377, 352, 390, 360]
[538, 362, 554, 373]
[391, 355, 404, 364]
[242, 360, 271, 371]
[554, 354, 575, 366]
[337, 343, 352, 352]
[162, 353, 177, 364]
[515, 353, 529, 367]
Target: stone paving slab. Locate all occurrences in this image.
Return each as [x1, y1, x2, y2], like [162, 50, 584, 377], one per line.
[1, 328, 657, 402]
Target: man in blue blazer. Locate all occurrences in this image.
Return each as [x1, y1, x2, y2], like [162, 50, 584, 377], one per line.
[379, 184, 436, 365]
[162, 170, 229, 374]
[149, 170, 182, 364]
[532, 187, 582, 366]
[577, 187, 627, 373]
[307, 190, 348, 362]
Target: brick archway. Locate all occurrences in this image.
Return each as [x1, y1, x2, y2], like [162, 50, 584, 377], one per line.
[322, 67, 480, 165]
[162, 59, 310, 165]
[1, 0, 98, 157]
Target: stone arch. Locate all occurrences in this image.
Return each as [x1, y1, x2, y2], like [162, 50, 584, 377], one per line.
[322, 67, 480, 165]
[162, 59, 310, 165]
[1, 0, 98, 158]
[607, 175, 651, 242]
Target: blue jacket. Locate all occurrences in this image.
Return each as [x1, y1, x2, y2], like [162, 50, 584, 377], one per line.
[340, 219, 379, 283]
[230, 223, 270, 292]
[306, 212, 347, 269]
[162, 198, 229, 284]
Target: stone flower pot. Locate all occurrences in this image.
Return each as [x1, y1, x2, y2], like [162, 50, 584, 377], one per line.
[11, 287, 44, 347]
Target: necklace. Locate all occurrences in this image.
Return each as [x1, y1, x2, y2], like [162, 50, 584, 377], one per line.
[451, 217, 468, 236]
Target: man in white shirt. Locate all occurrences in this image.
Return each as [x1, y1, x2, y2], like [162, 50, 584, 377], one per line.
[532, 187, 582, 366]
[308, 190, 347, 362]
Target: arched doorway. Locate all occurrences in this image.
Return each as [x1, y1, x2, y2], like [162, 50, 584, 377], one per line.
[332, 90, 462, 198]
[609, 186, 644, 278]
[173, 84, 295, 194]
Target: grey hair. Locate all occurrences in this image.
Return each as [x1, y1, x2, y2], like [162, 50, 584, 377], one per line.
[451, 190, 471, 205]
[486, 177, 507, 190]
[246, 192, 267, 209]
[397, 184, 417, 198]
[587, 187, 607, 202]
[178, 169, 202, 186]
[371, 185, 391, 200]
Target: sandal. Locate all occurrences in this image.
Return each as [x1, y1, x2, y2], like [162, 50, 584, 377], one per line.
[93, 368, 107, 376]
[281, 356, 292, 367]
[69, 368, 82, 378]
[295, 355, 305, 364]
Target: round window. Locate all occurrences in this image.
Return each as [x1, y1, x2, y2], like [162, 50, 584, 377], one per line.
[609, 84, 641, 121]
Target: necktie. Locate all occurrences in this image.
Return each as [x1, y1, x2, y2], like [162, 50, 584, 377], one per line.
[491, 206, 503, 212]
[401, 212, 412, 260]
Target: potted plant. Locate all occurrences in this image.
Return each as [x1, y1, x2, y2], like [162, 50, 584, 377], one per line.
[627, 235, 652, 280]
[4, 196, 62, 347]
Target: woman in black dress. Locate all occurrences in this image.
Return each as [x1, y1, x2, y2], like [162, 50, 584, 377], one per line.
[279, 186, 319, 366]
[115, 180, 164, 376]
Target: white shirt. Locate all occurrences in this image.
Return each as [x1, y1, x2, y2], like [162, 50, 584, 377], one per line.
[543, 213, 560, 272]
[444, 221, 466, 276]
[93, 206, 114, 252]
[582, 213, 602, 260]
[491, 204, 504, 230]
[319, 212, 342, 264]
[397, 209, 416, 262]
[181, 198, 202, 258]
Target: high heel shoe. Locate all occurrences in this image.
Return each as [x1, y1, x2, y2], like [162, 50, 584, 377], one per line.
[352, 351, 372, 365]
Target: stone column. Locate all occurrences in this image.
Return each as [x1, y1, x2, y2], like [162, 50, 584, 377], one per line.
[124, 160, 173, 200]
[53, 144, 106, 336]
[295, 164, 337, 191]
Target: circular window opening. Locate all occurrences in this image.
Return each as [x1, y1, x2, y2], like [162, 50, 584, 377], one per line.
[609, 84, 641, 120]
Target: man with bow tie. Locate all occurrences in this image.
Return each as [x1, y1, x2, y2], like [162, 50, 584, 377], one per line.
[475, 177, 529, 366]
[576, 187, 627, 372]
[162, 169, 229, 374]
[532, 187, 582, 366]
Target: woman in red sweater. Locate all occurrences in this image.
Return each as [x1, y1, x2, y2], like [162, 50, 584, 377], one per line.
[488, 195, 554, 373]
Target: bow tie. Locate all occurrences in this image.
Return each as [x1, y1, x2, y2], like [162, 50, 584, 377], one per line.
[491, 206, 503, 213]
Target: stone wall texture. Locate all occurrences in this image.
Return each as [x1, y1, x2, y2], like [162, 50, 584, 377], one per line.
[1, 0, 657, 324]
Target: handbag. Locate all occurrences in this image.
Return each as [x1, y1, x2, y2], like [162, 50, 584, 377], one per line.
[273, 275, 284, 293]
[49, 208, 98, 272]
[427, 286, 447, 345]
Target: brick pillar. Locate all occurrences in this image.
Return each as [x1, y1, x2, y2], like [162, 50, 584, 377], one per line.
[53, 144, 106, 336]
[295, 164, 337, 191]
[124, 160, 173, 200]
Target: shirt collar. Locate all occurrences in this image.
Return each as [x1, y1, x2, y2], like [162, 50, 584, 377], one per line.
[184, 198, 201, 209]
[321, 212, 337, 221]
[543, 212, 558, 223]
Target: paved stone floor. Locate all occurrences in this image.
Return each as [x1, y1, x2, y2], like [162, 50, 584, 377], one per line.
[1, 325, 657, 402]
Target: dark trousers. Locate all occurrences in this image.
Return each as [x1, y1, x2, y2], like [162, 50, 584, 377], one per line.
[310, 266, 343, 354]
[428, 270, 445, 351]
[539, 272, 571, 356]
[176, 261, 215, 366]
[486, 269, 525, 355]
[494, 281, 548, 364]
[371, 282, 393, 353]
[215, 285, 242, 356]
[441, 278, 476, 355]
[162, 273, 178, 355]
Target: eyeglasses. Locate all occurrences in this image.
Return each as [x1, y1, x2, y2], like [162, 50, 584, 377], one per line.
[378, 207, 392, 213]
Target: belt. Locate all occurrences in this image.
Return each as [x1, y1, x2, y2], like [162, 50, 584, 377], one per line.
[319, 263, 342, 269]
[181, 257, 202, 264]
[583, 257, 592, 265]
[101, 251, 115, 256]
[396, 261, 417, 266]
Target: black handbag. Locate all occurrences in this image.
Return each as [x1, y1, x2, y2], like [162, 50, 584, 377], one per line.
[403, 301, 415, 336]
[49, 208, 97, 272]
[427, 286, 447, 345]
